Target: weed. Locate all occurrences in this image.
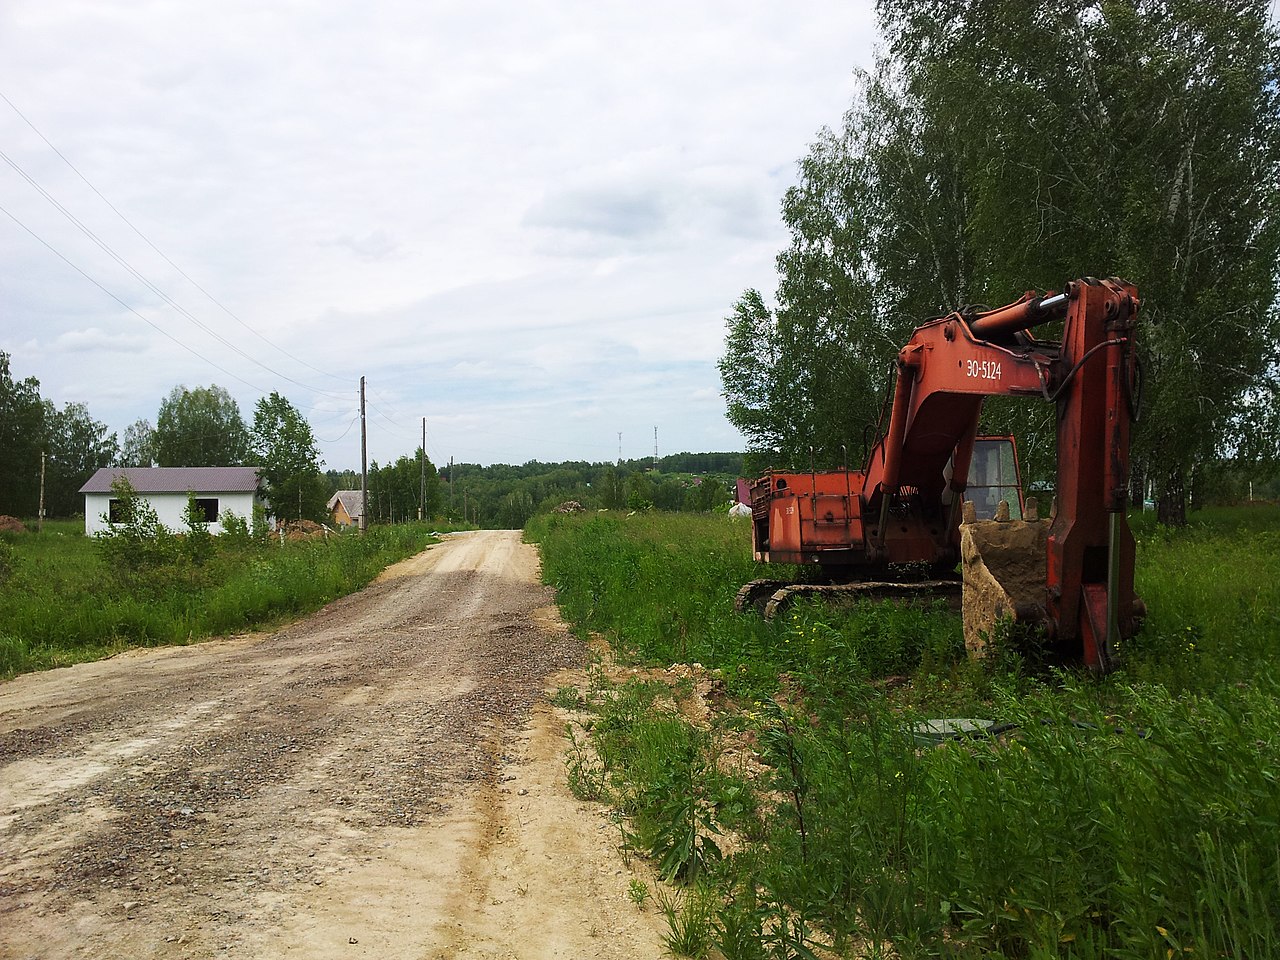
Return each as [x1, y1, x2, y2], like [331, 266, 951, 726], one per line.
[563, 724, 606, 801]
[656, 884, 716, 958]
[0, 540, 17, 585]
[536, 506, 1280, 958]
[548, 684, 583, 710]
[645, 735, 723, 884]
[609, 810, 634, 865]
[627, 878, 650, 908]
[0, 520, 447, 678]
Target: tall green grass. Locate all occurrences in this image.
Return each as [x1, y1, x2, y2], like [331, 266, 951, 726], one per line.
[0, 521, 442, 677]
[1125, 505, 1280, 690]
[529, 512, 963, 700]
[531, 507, 1280, 958]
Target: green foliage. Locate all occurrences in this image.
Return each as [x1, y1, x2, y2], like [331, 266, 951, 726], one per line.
[0, 353, 115, 519]
[0, 351, 47, 517]
[44, 401, 118, 517]
[564, 724, 607, 801]
[0, 539, 18, 585]
[721, 0, 1280, 506]
[154, 383, 251, 468]
[364, 449, 441, 524]
[642, 728, 723, 884]
[252, 391, 328, 522]
[627, 878, 650, 908]
[118, 417, 156, 467]
[1123, 505, 1280, 690]
[537, 507, 1280, 959]
[218, 509, 252, 546]
[93, 476, 179, 571]
[529, 511, 960, 699]
[182, 493, 214, 565]
[656, 885, 716, 959]
[429, 454, 743, 528]
[0, 517, 440, 678]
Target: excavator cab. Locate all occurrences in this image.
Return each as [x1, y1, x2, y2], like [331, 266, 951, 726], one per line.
[965, 437, 1024, 520]
[959, 436, 1050, 659]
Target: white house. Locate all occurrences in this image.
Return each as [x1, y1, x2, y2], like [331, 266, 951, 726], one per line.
[79, 467, 262, 537]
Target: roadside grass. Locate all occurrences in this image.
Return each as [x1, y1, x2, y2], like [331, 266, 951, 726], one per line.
[1124, 504, 1280, 690]
[529, 507, 1280, 959]
[0, 519, 448, 678]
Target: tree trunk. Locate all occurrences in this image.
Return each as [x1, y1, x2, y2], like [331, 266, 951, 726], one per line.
[1156, 470, 1187, 526]
[1129, 459, 1147, 510]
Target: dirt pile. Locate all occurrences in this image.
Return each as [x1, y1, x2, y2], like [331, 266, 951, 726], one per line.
[552, 500, 585, 514]
[0, 515, 29, 533]
[960, 512, 1049, 656]
[278, 519, 328, 541]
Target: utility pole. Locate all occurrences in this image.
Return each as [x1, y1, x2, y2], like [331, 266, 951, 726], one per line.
[38, 450, 46, 533]
[448, 456, 454, 516]
[419, 417, 426, 521]
[359, 376, 368, 535]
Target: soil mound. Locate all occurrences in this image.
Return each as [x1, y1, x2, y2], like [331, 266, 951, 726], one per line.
[278, 519, 328, 541]
[0, 515, 29, 533]
[960, 516, 1049, 656]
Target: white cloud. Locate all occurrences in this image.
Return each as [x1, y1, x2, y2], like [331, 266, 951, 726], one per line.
[51, 327, 148, 353]
[0, 0, 877, 466]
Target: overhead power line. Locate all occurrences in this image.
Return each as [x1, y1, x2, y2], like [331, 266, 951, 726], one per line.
[0, 201, 271, 395]
[0, 148, 350, 401]
[317, 412, 362, 444]
[0, 88, 349, 387]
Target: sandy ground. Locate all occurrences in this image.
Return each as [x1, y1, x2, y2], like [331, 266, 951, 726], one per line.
[0, 530, 669, 959]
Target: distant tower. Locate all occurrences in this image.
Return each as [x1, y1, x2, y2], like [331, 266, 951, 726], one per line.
[617, 432, 622, 466]
[653, 426, 659, 471]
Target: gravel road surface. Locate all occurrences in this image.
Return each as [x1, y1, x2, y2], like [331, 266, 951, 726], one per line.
[0, 530, 668, 959]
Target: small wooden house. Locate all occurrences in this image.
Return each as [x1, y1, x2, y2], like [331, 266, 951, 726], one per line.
[327, 490, 364, 527]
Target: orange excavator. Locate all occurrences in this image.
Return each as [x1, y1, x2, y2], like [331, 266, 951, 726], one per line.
[738, 277, 1143, 672]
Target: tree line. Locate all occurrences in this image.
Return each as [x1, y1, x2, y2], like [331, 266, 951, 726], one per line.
[327, 453, 745, 530]
[0, 355, 329, 524]
[1, 353, 743, 530]
[719, 0, 1280, 524]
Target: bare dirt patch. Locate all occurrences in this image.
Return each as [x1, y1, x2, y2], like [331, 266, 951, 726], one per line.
[0, 530, 668, 959]
[0, 516, 28, 534]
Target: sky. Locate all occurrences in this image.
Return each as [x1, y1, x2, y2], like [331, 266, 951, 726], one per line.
[0, 1, 877, 470]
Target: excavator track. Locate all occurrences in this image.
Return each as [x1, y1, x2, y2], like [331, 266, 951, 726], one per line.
[736, 578, 963, 621]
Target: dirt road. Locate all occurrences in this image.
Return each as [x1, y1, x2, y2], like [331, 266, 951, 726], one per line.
[0, 531, 668, 959]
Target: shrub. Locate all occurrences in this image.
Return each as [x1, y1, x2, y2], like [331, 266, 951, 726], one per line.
[182, 493, 214, 565]
[93, 476, 178, 571]
[218, 509, 252, 545]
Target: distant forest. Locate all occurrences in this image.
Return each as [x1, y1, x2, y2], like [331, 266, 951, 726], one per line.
[324, 452, 745, 529]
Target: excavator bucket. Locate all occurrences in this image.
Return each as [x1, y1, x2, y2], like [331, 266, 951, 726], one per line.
[959, 498, 1050, 658]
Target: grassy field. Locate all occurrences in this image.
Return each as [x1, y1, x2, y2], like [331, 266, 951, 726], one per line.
[529, 506, 1280, 959]
[0, 518, 447, 678]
